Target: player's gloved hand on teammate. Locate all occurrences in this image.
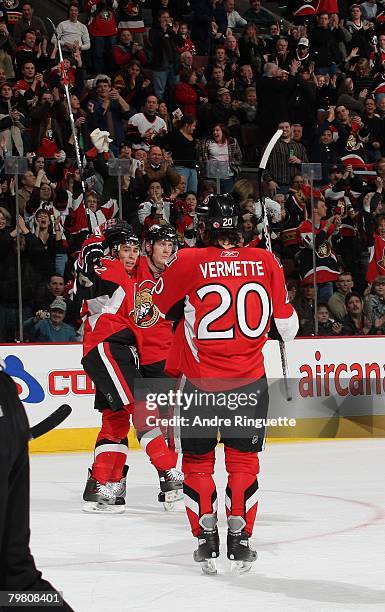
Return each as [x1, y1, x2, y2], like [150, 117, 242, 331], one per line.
[78, 236, 105, 279]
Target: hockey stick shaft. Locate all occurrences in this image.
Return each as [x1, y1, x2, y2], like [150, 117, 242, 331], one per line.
[46, 17, 92, 234]
[29, 404, 72, 440]
[258, 129, 292, 401]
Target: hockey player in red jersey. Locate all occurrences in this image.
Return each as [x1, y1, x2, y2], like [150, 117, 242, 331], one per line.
[75, 219, 183, 513]
[134, 223, 182, 509]
[135, 224, 177, 375]
[153, 195, 299, 573]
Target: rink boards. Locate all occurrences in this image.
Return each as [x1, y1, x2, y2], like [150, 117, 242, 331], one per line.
[1, 337, 385, 452]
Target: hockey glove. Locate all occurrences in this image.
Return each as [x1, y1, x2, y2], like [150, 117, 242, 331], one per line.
[78, 238, 105, 279]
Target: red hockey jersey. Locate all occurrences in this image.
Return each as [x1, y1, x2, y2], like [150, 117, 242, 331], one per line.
[133, 256, 173, 366]
[153, 246, 298, 387]
[78, 255, 141, 357]
[366, 232, 385, 283]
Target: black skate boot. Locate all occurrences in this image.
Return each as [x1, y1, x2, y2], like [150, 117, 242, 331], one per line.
[82, 468, 126, 514]
[193, 514, 219, 575]
[227, 516, 257, 574]
[158, 468, 184, 511]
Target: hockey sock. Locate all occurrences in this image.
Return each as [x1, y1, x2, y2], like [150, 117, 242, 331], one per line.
[166, 437, 178, 467]
[92, 438, 128, 483]
[139, 430, 176, 471]
[225, 446, 260, 536]
[183, 451, 217, 537]
[92, 408, 130, 484]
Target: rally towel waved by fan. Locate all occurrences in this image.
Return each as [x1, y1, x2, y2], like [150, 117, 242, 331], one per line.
[340, 153, 374, 174]
[293, 0, 338, 16]
[366, 232, 385, 283]
[296, 219, 340, 283]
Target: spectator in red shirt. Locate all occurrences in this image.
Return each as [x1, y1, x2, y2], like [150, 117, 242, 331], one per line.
[85, 0, 118, 74]
[175, 22, 196, 55]
[174, 68, 207, 118]
[111, 29, 147, 71]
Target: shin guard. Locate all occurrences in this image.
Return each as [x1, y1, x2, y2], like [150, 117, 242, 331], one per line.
[183, 451, 217, 537]
[225, 446, 260, 536]
[139, 428, 177, 471]
[91, 407, 131, 483]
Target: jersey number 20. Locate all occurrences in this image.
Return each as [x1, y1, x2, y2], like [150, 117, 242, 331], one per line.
[196, 282, 271, 340]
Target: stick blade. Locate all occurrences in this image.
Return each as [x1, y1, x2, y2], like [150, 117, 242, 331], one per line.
[29, 404, 72, 440]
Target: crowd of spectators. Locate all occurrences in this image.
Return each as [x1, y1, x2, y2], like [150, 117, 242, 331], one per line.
[1, 0, 385, 343]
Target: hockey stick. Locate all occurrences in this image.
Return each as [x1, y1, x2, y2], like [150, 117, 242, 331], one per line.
[46, 17, 92, 234]
[29, 404, 72, 440]
[258, 129, 292, 401]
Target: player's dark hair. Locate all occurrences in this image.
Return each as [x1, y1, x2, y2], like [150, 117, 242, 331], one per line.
[206, 228, 242, 247]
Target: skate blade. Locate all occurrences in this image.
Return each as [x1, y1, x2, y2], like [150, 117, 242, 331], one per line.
[230, 560, 252, 574]
[82, 501, 125, 514]
[201, 558, 217, 575]
[162, 490, 183, 511]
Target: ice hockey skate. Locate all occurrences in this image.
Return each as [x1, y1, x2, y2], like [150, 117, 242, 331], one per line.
[193, 514, 219, 575]
[157, 489, 184, 511]
[227, 516, 257, 574]
[82, 467, 128, 514]
[157, 468, 184, 511]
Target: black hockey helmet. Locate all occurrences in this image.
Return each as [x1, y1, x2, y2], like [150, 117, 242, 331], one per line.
[146, 223, 178, 247]
[103, 219, 139, 251]
[199, 193, 240, 231]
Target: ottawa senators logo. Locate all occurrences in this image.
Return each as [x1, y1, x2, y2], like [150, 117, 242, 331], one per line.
[346, 133, 358, 151]
[134, 280, 159, 328]
[317, 241, 331, 258]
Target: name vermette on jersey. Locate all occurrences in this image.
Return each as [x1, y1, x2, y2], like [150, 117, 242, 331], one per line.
[199, 260, 265, 279]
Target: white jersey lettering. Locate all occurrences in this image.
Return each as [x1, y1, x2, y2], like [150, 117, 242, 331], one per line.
[199, 260, 265, 279]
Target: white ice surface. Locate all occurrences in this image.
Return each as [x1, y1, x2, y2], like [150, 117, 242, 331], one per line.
[29, 440, 385, 612]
